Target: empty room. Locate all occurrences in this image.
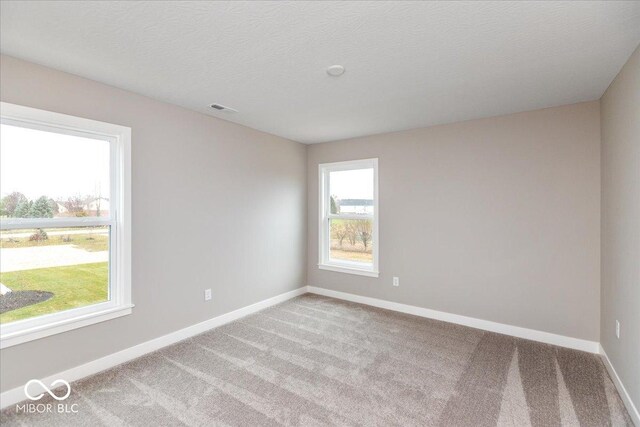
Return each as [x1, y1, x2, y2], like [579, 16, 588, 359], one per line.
[0, 1, 638, 426]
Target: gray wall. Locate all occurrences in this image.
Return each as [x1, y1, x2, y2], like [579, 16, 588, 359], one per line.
[0, 55, 307, 392]
[1, 52, 625, 400]
[601, 45, 640, 408]
[308, 101, 601, 342]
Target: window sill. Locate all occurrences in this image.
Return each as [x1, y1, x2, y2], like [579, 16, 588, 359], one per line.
[0, 304, 134, 349]
[318, 263, 379, 278]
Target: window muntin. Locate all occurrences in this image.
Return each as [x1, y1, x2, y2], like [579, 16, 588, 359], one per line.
[0, 102, 131, 348]
[319, 159, 378, 277]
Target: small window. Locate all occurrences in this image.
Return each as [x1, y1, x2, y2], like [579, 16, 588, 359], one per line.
[0, 102, 132, 348]
[319, 158, 378, 277]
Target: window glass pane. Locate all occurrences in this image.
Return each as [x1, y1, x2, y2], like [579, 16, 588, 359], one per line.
[0, 226, 109, 324]
[0, 124, 110, 219]
[329, 218, 373, 264]
[329, 168, 373, 215]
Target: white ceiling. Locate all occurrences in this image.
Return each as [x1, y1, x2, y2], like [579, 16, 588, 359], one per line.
[1, 1, 639, 144]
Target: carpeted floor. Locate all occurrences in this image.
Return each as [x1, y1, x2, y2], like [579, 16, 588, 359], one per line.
[1, 294, 633, 426]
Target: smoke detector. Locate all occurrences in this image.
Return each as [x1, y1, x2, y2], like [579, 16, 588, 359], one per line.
[327, 65, 345, 77]
[209, 103, 238, 113]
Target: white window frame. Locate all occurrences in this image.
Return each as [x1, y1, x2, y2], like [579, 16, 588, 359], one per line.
[0, 102, 132, 349]
[318, 158, 379, 277]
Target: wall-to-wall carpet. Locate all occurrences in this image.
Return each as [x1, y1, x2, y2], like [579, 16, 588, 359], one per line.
[1, 294, 632, 426]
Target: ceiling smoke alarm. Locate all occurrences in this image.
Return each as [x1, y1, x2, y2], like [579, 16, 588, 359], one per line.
[326, 65, 345, 76]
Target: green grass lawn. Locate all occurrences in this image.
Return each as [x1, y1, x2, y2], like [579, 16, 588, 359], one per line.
[0, 232, 108, 252]
[0, 262, 108, 324]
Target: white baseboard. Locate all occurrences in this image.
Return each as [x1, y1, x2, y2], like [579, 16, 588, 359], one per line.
[0, 286, 307, 410]
[1, 285, 622, 415]
[600, 344, 640, 426]
[310, 286, 638, 422]
[307, 286, 600, 353]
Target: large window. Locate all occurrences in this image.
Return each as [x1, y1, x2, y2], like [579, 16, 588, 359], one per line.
[319, 158, 378, 277]
[0, 102, 131, 348]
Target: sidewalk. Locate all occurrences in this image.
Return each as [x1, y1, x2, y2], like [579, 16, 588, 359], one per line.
[0, 245, 108, 273]
[0, 229, 108, 239]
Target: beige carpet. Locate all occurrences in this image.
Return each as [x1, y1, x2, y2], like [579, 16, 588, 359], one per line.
[1, 294, 633, 426]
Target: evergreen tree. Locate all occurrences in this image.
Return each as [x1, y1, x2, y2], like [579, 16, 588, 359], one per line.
[14, 199, 32, 218]
[48, 198, 59, 215]
[330, 195, 339, 214]
[29, 196, 54, 218]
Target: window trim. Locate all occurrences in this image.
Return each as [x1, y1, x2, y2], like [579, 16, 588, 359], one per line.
[0, 102, 132, 349]
[318, 158, 379, 277]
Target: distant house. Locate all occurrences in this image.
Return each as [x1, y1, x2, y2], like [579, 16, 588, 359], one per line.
[84, 197, 110, 216]
[56, 202, 69, 214]
[54, 197, 110, 217]
[337, 199, 373, 214]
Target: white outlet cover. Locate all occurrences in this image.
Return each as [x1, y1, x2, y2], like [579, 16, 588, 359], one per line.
[205, 289, 212, 301]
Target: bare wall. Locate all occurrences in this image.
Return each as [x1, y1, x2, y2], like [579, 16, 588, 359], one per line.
[0, 55, 307, 392]
[601, 45, 640, 408]
[307, 101, 601, 342]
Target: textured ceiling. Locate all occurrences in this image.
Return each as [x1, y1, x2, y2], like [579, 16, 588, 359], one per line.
[1, 1, 640, 143]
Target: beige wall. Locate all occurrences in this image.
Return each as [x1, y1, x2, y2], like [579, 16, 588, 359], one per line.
[601, 45, 640, 408]
[0, 52, 624, 400]
[308, 101, 601, 342]
[0, 55, 307, 392]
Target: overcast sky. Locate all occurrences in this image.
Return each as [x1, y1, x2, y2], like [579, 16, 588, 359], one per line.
[0, 124, 110, 201]
[330, 168, 373, 200]
[1, 122, 372, 203]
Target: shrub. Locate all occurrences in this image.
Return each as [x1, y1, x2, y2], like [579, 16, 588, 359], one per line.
[29, 229, 49, 242]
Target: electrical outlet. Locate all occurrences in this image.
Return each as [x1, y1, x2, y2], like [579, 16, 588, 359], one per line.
[616, 320, 620, 339]
[393, 277, 400, 287]
[204, 289, 212, 301]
